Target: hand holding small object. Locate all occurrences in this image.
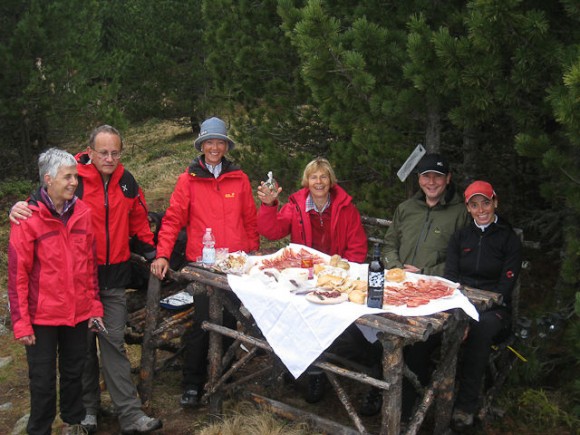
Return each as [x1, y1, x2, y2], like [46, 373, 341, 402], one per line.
[91, 318, 108, 334]
[257, 181, 282, 205]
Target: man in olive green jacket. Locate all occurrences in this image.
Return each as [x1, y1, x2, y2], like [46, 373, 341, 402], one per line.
[360, 153, 470, 419]
[382, 153, 469, 276]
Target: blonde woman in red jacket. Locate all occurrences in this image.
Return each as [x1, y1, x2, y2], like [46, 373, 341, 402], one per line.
[257, 157, 367, 263]
[257, 157, 368, 402]
[8, 148, 104, 435]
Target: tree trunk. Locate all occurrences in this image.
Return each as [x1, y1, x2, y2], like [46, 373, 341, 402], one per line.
[425, 98, 441, 153]
[462, 125, 478, 184]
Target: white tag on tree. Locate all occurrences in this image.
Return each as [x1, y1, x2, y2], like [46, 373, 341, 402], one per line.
[397, 144, 426, 182]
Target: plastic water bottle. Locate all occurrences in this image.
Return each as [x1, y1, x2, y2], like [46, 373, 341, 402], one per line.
[202, 228, 216, 266]
[367, 243, 385, 308]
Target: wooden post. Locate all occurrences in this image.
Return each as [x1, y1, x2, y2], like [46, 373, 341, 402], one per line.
[379, 334, 404, 435]
[138, 273, 161, 406]
[433, 313, 468, 433]
[206, 285, 224, 418]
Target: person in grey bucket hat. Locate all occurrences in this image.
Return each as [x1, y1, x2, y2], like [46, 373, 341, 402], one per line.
[151, 116, 258, 409]
[194, 117, 235, 151]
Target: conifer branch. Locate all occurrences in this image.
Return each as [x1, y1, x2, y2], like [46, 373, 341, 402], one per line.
[560, 167, 580, 185]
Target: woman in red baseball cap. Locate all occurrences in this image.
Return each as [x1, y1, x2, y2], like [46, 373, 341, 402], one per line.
[444, 180, 523, 430]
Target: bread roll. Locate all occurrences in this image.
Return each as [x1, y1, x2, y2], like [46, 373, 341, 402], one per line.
[330, 254, 341, 267]
[352, 280, 368, 292]
[386, 268, 406, 283]
[348, 290, 366, 305]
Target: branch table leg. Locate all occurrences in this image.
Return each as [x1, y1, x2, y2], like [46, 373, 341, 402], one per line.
[138, 273, 161, 406]
[207, 285, 224, 419]
[379, 334, 404, 435]
[434, 314, 468, 433]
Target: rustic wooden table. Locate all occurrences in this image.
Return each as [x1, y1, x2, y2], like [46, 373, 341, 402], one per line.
[138, 262, 500, 435]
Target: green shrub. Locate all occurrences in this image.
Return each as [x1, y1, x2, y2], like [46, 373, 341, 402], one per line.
[514, 389, 579, 430]
[0, 179, 35, 202]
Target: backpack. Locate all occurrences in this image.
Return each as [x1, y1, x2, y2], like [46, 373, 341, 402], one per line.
[148, 210, 188, 271]
[128, 211, 187, 290]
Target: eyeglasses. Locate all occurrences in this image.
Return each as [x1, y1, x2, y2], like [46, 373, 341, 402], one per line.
[92, 149, 122, 160]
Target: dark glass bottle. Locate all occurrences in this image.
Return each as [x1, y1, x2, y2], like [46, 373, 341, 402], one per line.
[367, 243, 385, 308]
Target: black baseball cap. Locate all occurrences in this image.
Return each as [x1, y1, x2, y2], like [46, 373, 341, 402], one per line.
[415, 153, 449, 175]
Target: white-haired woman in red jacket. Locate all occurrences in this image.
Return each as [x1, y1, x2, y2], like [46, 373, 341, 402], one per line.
[8, 148, 104, 435]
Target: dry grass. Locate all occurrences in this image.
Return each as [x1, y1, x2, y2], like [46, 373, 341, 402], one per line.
[198, 402, 319, 435]
[121, 119, 196, 211]
[0, 334, 30, 435]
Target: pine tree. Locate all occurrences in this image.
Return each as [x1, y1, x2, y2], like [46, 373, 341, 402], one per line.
[106, 0, 206, 123]
[0, 0, 104, 178]
[201, 0, 315, 190]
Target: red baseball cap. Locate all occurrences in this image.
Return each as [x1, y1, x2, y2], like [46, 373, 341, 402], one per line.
[464, 181, 496, 203]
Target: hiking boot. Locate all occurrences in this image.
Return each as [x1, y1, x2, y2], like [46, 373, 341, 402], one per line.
[61, 424, 88, 435]
[80, 414, 97, 434]
[360, 387, 382, 416]
[121, 415, 162, 434]
[180, 388, 199, 408]
[451, 408, 474, 431]
[305, 373, 325, 403]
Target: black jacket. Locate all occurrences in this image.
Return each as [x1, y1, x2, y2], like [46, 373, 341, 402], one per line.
[444, 216, 522, 309]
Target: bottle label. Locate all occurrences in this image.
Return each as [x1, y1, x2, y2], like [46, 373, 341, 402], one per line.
[367, 271, 384, 308]
[202, 246, 216, 265]
[368, 271, 385, 288]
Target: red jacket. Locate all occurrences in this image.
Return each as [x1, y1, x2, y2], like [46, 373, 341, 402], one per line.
[8, 193, 103, 339]
[75, 152, 155, 289]
[157, 156, 259, 261]
[258, 185, 368, 263]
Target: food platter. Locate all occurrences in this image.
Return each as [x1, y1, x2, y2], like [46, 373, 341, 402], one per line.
[254, 246, 326, 271]
[215, 251, 251, 275]
[381, 274, 459, 308]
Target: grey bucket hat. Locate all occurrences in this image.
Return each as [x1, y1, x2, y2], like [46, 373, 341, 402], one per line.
[194, 117, 235, 151]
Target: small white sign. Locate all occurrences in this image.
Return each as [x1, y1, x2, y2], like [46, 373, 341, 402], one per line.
[397, 144, 426, 182]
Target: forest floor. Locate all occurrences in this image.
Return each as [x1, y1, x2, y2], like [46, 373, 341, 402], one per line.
[0, 119, 577, 434]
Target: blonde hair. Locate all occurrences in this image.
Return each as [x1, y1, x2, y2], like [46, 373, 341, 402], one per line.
[301, 157, 337, 188]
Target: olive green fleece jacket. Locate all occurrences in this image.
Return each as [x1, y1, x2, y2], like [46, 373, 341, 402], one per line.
[382, 183, 469, 277]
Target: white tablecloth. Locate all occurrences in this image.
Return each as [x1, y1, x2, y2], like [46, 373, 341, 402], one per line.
[226, 244, 479, 378]
[228, 272, 386, 378]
